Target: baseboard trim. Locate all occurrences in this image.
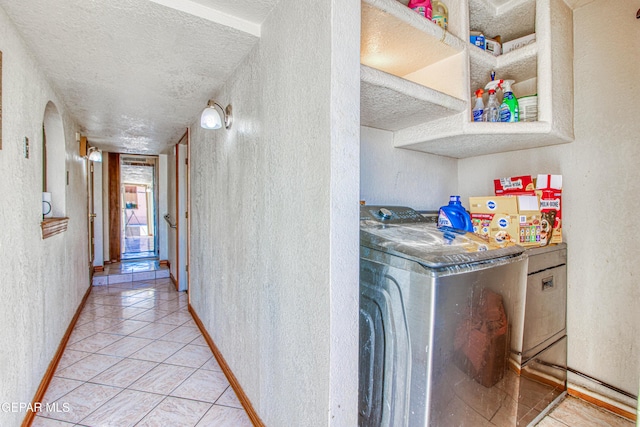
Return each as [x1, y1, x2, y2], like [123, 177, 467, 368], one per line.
[159, 259, 169, 267]
[170, 273, 178, 291]
[188, 304, 264, 427]
[22, 284, 93, 427]
[568, 387, 637, 422]
[93, 265, 104, 273]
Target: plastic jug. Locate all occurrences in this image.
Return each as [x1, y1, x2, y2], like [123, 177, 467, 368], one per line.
[431, 0, 448, 29]
[408, 0, 432, 19]
[438, 196, 473, 232]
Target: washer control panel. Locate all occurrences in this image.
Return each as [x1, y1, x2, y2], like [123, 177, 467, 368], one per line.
[360, 206, 431, 224]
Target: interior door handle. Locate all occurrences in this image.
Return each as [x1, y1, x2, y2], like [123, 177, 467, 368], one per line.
[89, 213, 97, 218]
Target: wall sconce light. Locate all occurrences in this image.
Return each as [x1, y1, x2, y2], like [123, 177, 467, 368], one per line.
[87, 146, 102, 162]
[200, 100, 232, 130]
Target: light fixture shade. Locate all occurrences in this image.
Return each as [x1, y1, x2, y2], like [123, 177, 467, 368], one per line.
[88, 149, 102, 162]
[200, 105, 222, 130]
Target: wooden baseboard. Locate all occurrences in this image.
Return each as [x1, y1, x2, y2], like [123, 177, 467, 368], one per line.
[159, 259, 169, 267]
[568, 387, 637, 422]
[93, 266, 104, 273]
[188, 305, 264, 427]
[22, 284, 93, 427]
[170, 273, 178, 291]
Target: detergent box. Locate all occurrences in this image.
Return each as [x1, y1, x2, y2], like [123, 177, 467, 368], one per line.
[469, 195, 543, 247]
[535, 174, 563, 245]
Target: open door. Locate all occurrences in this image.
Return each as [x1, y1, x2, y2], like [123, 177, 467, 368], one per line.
[171, 130, 190, 293]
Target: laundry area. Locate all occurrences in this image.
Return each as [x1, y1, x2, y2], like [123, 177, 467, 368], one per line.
[358, 204, 567, 426]
[357, 0, 639, 425]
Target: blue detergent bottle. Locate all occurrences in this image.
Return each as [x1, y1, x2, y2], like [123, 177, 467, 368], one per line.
[438, 195, 474, 232]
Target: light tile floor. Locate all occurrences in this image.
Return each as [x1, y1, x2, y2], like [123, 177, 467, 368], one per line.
[34, 278, 253, 427]
[537, 396, 635, 427]
[92, 261, 169, 286]
[35, 261, 636, 427]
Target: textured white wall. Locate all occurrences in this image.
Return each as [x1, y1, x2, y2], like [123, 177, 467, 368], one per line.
[0, 6, 89, 426]
[189, 0, 360, 424]
[360, 126, 458, 210]
[458, 0, 640, 407]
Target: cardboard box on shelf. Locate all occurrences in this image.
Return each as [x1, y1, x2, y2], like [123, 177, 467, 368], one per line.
[502, 33, 536, 54]
[469, 195, 543, 247]
[536, 174, 563, 245]
[494, 175, 536, 196]
[470, 31, 486, 50]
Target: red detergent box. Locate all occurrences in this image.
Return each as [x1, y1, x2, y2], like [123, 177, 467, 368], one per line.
[535, 174, 562, 245]
[494, 176, 536, 196]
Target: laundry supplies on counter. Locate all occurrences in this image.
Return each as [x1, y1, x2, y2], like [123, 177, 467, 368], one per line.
[469, 195, 542, 246]
[438, 195, 474, 232]
[484, 174, 564, 246]
[536, 174, 563, 245]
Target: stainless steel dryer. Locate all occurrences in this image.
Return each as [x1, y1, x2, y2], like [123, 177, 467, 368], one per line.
[359, 205, 529, 427]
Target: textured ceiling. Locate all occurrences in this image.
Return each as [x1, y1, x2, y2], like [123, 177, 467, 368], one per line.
[0, 0, 280, 154]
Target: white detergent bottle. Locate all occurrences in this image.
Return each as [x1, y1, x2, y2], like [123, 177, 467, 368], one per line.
[472, 89, 484, 122]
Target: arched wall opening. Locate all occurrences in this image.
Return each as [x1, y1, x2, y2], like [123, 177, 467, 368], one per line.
[43, 101, 66, 218]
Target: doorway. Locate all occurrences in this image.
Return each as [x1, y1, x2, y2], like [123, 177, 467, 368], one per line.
[120, 155, 159, 260]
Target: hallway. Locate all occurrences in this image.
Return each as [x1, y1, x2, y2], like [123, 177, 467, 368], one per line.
[33, 278, 252, 427]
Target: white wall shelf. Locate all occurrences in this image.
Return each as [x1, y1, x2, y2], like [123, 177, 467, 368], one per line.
[360, 0, 574, 159]
[361, 65, 467, 131]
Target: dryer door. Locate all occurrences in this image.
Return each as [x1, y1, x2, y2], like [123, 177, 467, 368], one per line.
[359, 259, 411, 427]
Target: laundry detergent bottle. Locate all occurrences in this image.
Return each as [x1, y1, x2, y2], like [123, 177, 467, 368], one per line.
[408, 0, 432, 19]
[438, 196, 474, 232]
[431, 0, 448, 29]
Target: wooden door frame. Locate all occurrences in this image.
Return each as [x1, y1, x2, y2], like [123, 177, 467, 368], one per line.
[108, 152, 121, 262]
[175, 130, 189, 292]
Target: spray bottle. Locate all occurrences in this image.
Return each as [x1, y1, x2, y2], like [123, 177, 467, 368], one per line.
[472, 89, 484, 122]
[408, 0, 432, 19]
[484, 80, 502, 122]
[499, 79, 519, 122]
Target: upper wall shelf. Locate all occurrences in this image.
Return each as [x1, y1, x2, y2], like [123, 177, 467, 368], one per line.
[359, 0, 575, 159]
[361, 65, 467, 131]
[361, 0, 466, 74]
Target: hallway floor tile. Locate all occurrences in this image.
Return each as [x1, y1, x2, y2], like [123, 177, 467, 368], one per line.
[34, 278, 252, 427]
